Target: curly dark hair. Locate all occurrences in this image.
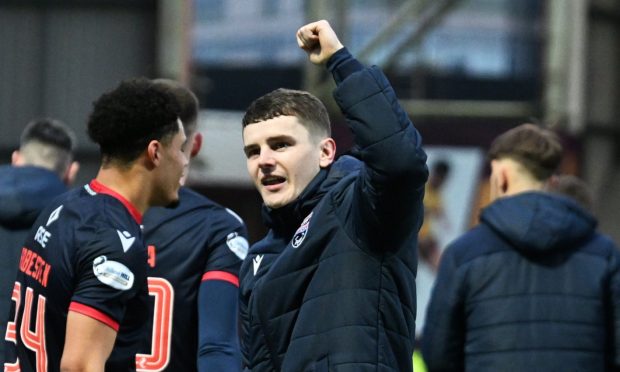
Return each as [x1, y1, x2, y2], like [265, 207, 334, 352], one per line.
[152, 78, 199, 134]
[242, 88, 331, 138]
[87, 77, 181, 164]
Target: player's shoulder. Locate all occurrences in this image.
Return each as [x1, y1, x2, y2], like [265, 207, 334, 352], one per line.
[180, 187, 220, 209]
[55, 184, 140, 236]
[180, 187, 246, 225]
[40, 185, 93, 221]
[33, 185, 141, 255]
[179, 186, 211, 206]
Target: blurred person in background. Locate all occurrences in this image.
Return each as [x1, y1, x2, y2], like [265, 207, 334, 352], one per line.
[136, 79, 248, 372]
[0, 118, 79, 362]
[546, 173, 595, 214]
[418, 159, 451, 271]
[240, 20, 428, 371]
[3, 78, 188, 371]
[422, 123, 620, 371]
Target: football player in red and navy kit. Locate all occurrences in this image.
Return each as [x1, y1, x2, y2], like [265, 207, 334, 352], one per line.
[3, 78, 189, 372]
[136, 80, 248, 372]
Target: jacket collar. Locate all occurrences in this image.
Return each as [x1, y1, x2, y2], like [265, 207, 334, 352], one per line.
[262, 168, 328, 237]
[262, 155, 362, 237]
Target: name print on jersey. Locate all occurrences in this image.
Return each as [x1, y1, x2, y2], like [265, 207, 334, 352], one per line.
[18, 248, 52, 287]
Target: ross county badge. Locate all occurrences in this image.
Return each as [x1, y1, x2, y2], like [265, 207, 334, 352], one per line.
[291, 212, 313, 248]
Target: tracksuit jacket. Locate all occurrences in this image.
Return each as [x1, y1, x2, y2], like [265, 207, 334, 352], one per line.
[422, 192, 620, 372]
[239, 48, 428, 371]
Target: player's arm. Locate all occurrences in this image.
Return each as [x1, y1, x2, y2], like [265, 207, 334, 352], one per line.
[198, 214, 248, 371]
[296, 20, 343, 64]
[68, 223, 148, 371]
[298, 20, 428, 249]
[60, 311, 117, 372]
[197, 273, 242, 371]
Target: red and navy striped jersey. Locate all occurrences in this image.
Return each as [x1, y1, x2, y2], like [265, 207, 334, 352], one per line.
[3, 180, 149, 372]
[136, 187, 248, 372]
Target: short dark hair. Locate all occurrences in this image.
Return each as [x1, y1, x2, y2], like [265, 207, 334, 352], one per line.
[20, 118, 76, 152]
[87, 77, 181, 164]
[242, 88, 331, 138]
[19, 118, 77, 175]
[488, 123, 562, 181]
[152, 79, 199, 134]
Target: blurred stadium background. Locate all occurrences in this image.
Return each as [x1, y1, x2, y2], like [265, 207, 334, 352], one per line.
[1, 0, 618, 246]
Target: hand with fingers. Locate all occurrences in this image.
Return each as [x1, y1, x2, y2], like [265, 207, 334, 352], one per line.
[296, 20, 344, 65]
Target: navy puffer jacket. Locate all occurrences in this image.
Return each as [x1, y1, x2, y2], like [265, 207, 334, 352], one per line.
[240, 49, 428, 371]
[422, 192, 620, 372]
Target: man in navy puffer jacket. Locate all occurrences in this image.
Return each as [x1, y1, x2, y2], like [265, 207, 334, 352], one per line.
[240, 20, 428, 371]
[422, 123, 620, 371]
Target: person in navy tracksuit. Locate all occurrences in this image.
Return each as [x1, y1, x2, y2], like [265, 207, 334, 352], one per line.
[422, 124, 620, 371]
[239, 20, 428, 371]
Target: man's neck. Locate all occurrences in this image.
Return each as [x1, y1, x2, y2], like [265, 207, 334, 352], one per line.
[505, 178, 546, 197]
[95, 165, 151, 214]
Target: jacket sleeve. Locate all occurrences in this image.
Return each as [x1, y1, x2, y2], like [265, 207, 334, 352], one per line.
[609, 243, 620, 369]
[421, 246, 465, 371]
[329, 48, 428, 251]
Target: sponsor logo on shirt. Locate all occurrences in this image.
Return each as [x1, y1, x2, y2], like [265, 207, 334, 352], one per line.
[226, 232, 249, 260]
[253, 254, 264, 276]
[46, 205, 63, 226]
[116, 230, 136, 252]
[291, 212, 313, 248]
[92, 255, 134, 290]
[34, 225, 52, 248]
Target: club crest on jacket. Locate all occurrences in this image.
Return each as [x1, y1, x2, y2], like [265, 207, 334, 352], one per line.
[292, 212, 313, 248]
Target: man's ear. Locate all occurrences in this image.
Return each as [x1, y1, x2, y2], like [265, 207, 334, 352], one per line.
[146, 140, 163, 168]
[490, 159, 510, 200]
[499, 168, 510, 194]
[63, 161, 80, 185]
[318, 137, 336, 168]
[190, 132, 203, 158]
[11, 150, 23, 166]
[497, 163, 509, 195]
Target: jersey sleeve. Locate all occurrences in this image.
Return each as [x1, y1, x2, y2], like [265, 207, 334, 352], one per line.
[201, 208, 249, 282]
[197, 279, 242, 371]
[70, 224, 148, 330]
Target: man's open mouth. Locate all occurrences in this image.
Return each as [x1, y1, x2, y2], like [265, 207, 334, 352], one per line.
[261, 175, 286, 186]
